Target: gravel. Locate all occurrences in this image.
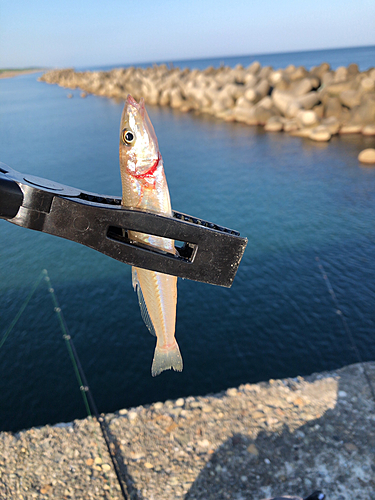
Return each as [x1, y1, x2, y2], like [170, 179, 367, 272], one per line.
[1, 361, 374, 499]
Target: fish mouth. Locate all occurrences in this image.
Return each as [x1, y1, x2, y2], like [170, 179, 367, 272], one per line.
[125, 94, 146, 119]
[126, 94, 139, 107]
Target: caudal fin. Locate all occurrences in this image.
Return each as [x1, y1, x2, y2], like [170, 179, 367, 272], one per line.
[151, 342, 183, 377]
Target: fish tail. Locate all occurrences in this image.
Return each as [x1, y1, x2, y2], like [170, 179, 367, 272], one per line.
[151, 341, 183, 377]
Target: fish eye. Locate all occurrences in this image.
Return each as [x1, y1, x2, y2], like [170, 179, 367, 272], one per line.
[122, 129, 135, 145]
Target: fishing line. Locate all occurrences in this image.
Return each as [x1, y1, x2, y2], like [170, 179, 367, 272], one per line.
[43, 270, 92, 417]
[43, 270, 129, 500]
[315, 256, 375, 402]
[1, 269, 129, 499]
[0, 270, 45, 352]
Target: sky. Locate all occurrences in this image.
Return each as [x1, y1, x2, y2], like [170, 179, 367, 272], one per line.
[1, 0, 374, 68]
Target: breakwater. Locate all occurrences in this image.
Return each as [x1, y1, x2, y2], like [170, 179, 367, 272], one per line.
[40, 61, 375, 143]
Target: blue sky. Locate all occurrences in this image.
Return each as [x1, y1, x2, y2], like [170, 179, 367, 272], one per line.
[1, 0, 374, 68]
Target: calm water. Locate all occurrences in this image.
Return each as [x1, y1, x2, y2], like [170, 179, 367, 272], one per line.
[1, 47, 375, 432]
[90, 44, 375, 72]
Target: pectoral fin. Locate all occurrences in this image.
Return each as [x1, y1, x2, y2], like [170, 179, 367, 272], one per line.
[132, 267, 156, 337]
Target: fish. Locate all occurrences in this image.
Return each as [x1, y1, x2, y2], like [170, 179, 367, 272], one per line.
[119, 94, 183, 376]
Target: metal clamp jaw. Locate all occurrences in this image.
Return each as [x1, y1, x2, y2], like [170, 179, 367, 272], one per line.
[0, 162, 247, 287]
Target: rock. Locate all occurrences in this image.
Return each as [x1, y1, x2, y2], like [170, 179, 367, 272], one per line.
[247, 61, 261, 75]
[197, 439, 210, 448]
[362, 124, 375, 136]
[169, 87, 184, 108]
[264, 116, 283, 132]
[313, 103, 325, 119]
[310, 62, 331, 80]
[247, 443, 259, 456]
[284, 64, 296, 74]
[289, 66, 308, 81]
[254, 100, 279, 125]
[271, 89, 293, 115]
[141, 77, 159, 105]
[244, 73, 258, 87]
[67, 93, 73, 98]
[80, 92, 87, 98]
[347, 63, 359, 76]
[325, 80, 354, 96]
[226, 388, 238, 397]
[334, 66, 348, 82]
[211, 95, 235, 115]
[223, 82, 244, 100]
[285, 100, 303, 118]
[350, 95, 375, 125]
[360, 77, 375, 92]
[269, 70, 284, 86]
[297, 91, 321, 110]
[344, 442, 359, 452]
[321, 71, 334, 87]
[324, 96, 344, 119]
[321, 116, 340, 135]
[283, 118, 299, 132]
[290, 127, 315, 138]
[339, 89, 362, 108]
[309, 125, 332, 142]
[39, 62, 374, 143]
[358, 148, 375, 164]
[273, 75, 290, 91]
[340, 124, 363, 134]
[159, 88, 170, 106]
[290, 78, 315, 96]
[244, 79, 270, 103]
[258, 66, 272, 79]
[256, 96, 273, 110]
[232, 103, 257, 124]
[297, 110, 319, 128]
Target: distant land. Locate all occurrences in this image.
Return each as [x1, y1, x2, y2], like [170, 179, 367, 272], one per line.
[0, 68, 46, 79]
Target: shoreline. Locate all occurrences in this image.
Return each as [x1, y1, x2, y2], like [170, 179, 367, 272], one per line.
[1, 361, 374, 499]
[0, 68, 46, 79]
[39, 61, 375, 143]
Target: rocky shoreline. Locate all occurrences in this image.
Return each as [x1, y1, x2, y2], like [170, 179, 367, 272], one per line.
[1, 361, 374, 499]
[40, 61, 375, 145]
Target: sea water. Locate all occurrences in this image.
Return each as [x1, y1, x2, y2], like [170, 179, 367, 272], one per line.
[0, 46, 375, 431]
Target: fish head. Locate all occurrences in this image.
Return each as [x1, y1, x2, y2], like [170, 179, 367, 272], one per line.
[119, 95, 159, 176]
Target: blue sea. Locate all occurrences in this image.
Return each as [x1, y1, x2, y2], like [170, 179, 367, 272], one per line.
[88, 44, 375, 72]
[1, 46, 375, 432]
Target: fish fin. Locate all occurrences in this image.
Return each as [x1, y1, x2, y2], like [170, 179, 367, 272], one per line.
[151, 342, 183, 377]
[132, 268, 156, 337]
[132, 267, 138, 291]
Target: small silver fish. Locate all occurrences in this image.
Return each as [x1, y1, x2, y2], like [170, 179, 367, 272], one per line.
[119, 94, 183, 376]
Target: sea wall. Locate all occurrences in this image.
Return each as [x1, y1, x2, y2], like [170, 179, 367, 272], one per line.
[40, 62, 375, 143]
[0, 362, 374, 499]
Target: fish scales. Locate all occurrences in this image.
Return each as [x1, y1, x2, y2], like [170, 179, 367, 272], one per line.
[119, 94, 183, 376]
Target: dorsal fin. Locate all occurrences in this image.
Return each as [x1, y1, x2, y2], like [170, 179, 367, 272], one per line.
[132, 267, 156, 337]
